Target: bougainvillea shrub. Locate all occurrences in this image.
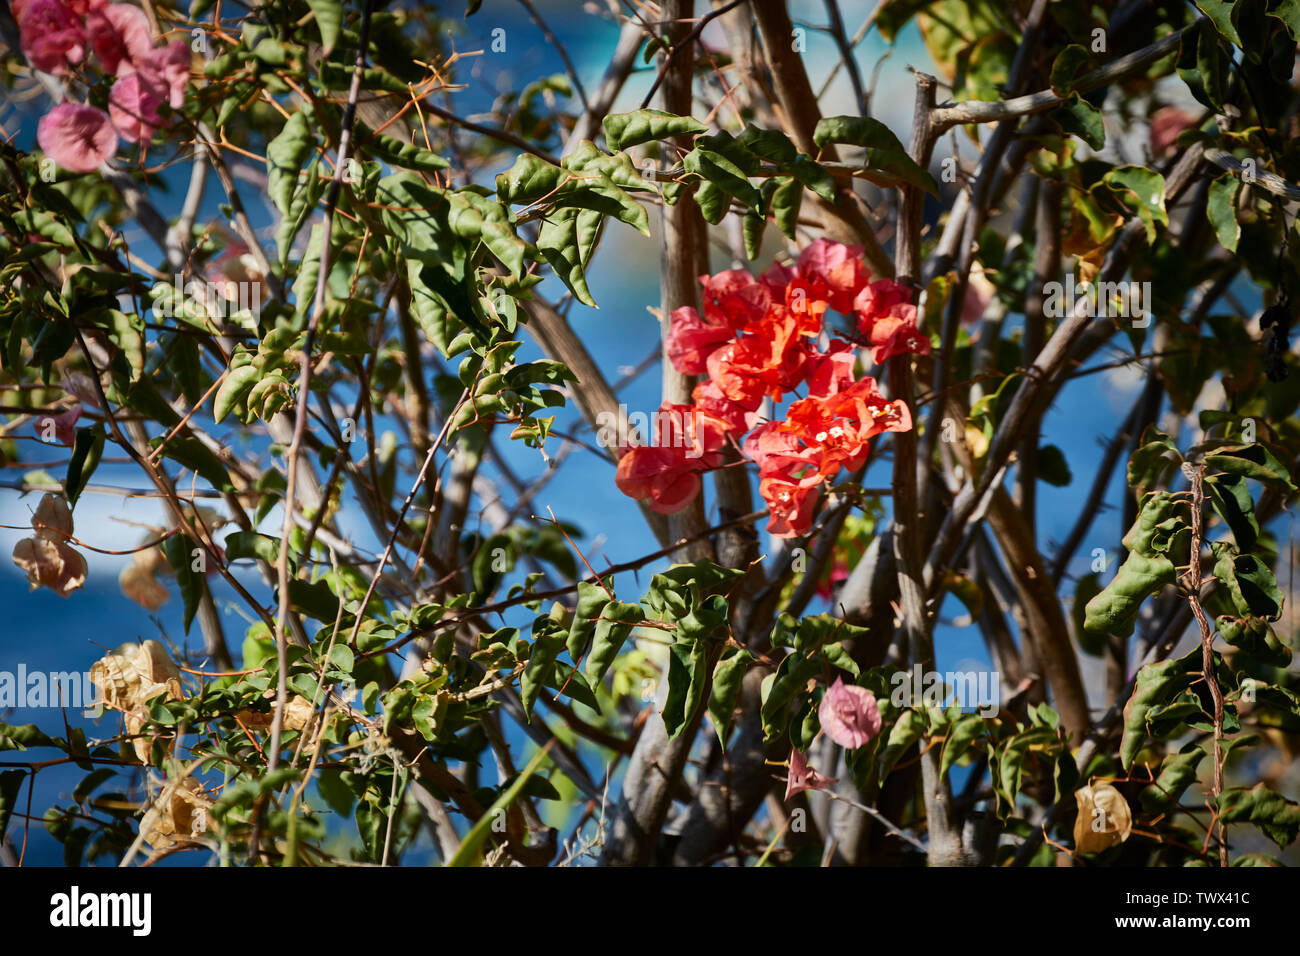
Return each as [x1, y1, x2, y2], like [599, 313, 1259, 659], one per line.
[0, 0, 1298, 870]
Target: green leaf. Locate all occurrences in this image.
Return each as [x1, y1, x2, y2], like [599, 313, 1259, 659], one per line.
[1205, 443, 1296, 489]
[214, 364, 261, 424]
[1128, 426, 1182, 495]
[267, 111, 314, 216]
[0, 770, 26, 836]
[1206, 172, 1241, 252]
[602, 109, 706, 151]
[1140, 745, 1205, 813]
[1216, 615, 1292, 666]
[1049, 44, 1090, 94]
[520, 621, 567, 720]
[707, 649, 753, 744]
[561, 140, 652, 191]
[65, 423, 104, 509]
[1196, 0, 1243, 47]
[565, 580, 610, 660]
[760, 651, 819, 741]
[1214, 548, 1284, 620]
[584, 600, 645, 685]
[448, 744, 552, 866]
[1071, 573, 1106, 656]
[162, 533, 205, 635]
[1269, 0, 1300, 40]
[878, 709, 927, 783]
[1049, 93, 1105, 151]
[306, 0, 342, 53]
[662, 637, 710, 739]
[1206, 473, 1258, 550]
[1196, 19, 1231, 109]
[361, 129, 449, 173]
[684, 147, 763, 210]
[1102, 166, 1167, 243]
[1037, 443, 1072, 486]
[813, 115, 939, 196]
[940, 713, 985, 780]
[1121, 652, 1193, 769]
[1218, 784, 1300, 848]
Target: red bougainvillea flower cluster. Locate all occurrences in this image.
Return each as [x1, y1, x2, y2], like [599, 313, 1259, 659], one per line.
[615, 239, 927, 537]
[16, 0, 191, 172]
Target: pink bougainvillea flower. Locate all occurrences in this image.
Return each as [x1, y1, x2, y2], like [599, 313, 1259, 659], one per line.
[17, 0, 87, 74]
[140, 39, 191, 110]
[699, 268, 771, 329]
[86, 2, 153, 76]
[613, 402, 725, 514]
[665, 306, 733, 375]
[818, 676, 882, 749]
[765, 238, 871, 315]
[858, 299, 931, 365]
[17, 0, 109, 15]
[961, 263, 996, 327]
[814, 559, 849, 602]
[795, 237, 872, 314]
[653, 401, 728, 466]
[777, 374, 910, 481]
[1149, 105, 1195, 156]
[853, 277, 913, 321]
[34, 404, 81, 446]
[614, 444, 703, 514]
[108, 69, 165, 142]
[691, 380, 758, 437]
[742, 421, 816, 478]
[785, 747, 837, 800]
[802, 343, 856, 400]
[759, 469, 821, 538]
[37, 103, 117, 172]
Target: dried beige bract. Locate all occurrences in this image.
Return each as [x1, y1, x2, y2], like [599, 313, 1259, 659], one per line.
[237, 694, 318, 739]
[1073, 781, 1133, 854]
[11, 493, 87, 598]
[140, 775, 214, 851]
[90, 640, 185, 763]
[119, 543, 170, 611]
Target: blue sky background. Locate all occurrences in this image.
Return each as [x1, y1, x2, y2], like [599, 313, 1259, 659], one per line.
[0, 1, 1281, 865]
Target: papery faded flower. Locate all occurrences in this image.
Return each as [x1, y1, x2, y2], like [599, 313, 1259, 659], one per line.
[139, 774, 213, 851]
[11, 493, 87, 597]
[237, 694, 318, 737]
[119, 543, 169, 611]
[784, 747, 837, 800]
[61, 371, 103, 410]
[1073, 781, 1133, 854]
[37, 103, 117, 173]
[818, 676, 881, 749]
[86, 2, 153, 75]
[89, 639, 182, 713]
[17, 0, 86, 75]
[33, 403, 81, 446]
